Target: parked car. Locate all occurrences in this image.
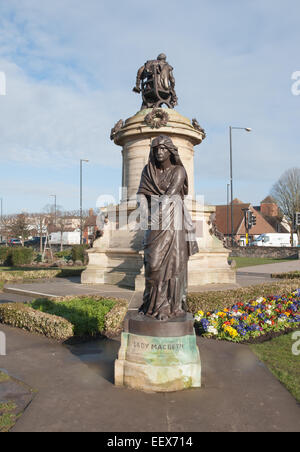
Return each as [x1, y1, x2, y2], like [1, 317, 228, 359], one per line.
[8, 238, 22, 246]
[24, 237, 46, 247]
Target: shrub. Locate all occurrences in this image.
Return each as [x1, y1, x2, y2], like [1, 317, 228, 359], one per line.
[0, 248, 9, 265]
[103, 299, 128, 338]
[4, 247, 34, 266]
[0, 303, 74, 341]
[271, 271, 300, 280]
[71, 245, 88, 264]
[55, 249, 72, 260]
[0, 296, 128, 340]
[30, 296, 124, 337]
[34, 253, 42, 263]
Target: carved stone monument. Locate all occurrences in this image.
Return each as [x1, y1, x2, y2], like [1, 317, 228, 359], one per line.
[81, 52, 236, 391]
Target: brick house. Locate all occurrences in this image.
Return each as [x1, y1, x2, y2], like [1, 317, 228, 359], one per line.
[82, 208, 104, 246]
[215, 198, 278, 245]
[254, 196, 290, 233]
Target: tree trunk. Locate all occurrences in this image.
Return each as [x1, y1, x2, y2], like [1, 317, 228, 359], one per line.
[290, 224, 294, 247]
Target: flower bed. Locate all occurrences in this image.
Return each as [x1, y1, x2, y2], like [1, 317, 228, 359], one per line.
[194, 289, 300, 343]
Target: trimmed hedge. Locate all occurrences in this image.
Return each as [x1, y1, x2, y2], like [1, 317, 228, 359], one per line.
[271, 271, 300, 280]
[0, 303, 74, 341]
[0, 248, 10, 265]
[187, 280, 300, 314]
[2, 248, 34, 266]
[0, 296, 128, 341]
[0, 268, 84, 288]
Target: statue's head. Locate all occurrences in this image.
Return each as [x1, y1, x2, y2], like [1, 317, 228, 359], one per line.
[157, 53, 167, 62]
[151, 135, 182, 167]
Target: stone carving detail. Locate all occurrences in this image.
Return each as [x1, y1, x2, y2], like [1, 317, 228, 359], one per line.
[192, 118, 206, 139]
[144, 108, 169, 129]
[110, 119, 124, 141]
[208, 213, 230, 249]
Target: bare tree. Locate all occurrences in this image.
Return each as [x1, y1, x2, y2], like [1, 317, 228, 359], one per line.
[0, 215, 14, 243]
[271, 168, 300, 245]
[56, 210, 69, 252]
[31, 213, 48, 253]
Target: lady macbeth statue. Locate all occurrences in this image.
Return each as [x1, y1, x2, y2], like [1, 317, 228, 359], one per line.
[137, 135, 199, 321]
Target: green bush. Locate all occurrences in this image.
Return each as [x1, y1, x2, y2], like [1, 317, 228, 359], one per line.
[30, 296, 117, 336]
[271, 271, 300, 280]
[0, 296, 128, 340]
[34, 253, 42, 263]
[55, 249, 72, 260]
[4, 247, 34, 266]
[187, 280, 300, 314]
[0, 303, 74, 341]
[71, 245, 88, 263]
[0, 248, 9, 265]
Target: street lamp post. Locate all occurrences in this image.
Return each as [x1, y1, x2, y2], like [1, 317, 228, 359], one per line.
[229, 126, 252, 247]
[80, 159, 89, 245]
[226, 183, 230, 237]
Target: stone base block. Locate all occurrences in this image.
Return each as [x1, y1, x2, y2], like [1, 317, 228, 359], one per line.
[115, 321, 201, 392]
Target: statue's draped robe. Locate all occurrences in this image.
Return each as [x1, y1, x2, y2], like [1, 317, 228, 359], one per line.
[137, 153, 198, 319]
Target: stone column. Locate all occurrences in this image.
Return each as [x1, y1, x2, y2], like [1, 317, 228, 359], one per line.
[114, 108, 203, 202]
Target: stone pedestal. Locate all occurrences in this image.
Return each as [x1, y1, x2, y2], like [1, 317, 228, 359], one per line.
[81, 108, 236, 289]
[115, 312, 201, 392]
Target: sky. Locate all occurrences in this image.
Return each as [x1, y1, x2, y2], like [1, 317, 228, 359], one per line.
[0, 0, 299, 214]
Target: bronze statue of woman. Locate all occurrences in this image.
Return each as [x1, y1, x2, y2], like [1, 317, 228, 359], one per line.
[137, 135, 199, 321]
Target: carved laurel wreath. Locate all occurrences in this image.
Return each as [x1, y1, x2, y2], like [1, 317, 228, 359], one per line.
[144, 108, 169, 129]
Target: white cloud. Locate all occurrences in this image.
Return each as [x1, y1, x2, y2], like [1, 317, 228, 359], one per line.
[0, 0, 299, 211]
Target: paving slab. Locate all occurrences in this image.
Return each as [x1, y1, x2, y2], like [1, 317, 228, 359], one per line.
[0, 324, 299, 432]
[2, 274, 273, 307]
[238, 260, 300, 275]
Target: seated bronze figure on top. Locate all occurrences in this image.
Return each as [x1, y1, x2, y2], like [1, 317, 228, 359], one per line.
[137, 135, 199, 321]
[133, 53, 178, 110]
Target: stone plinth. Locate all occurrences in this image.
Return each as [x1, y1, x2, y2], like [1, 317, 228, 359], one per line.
[115, 312, 201, 392]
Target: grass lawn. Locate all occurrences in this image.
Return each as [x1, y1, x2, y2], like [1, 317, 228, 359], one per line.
[0, 402, 17, 433]
[250, 333, 300, 403]
[0, 372, 17, 433]
[231, 257, 297, 269]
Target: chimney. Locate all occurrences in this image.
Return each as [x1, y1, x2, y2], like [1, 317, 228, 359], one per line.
[260, 197, 278, 217]
[89, 208, 94, 217]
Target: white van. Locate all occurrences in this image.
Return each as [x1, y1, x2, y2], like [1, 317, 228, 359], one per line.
[49, 231, 81, 245]
[251, 233, 298, 247]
